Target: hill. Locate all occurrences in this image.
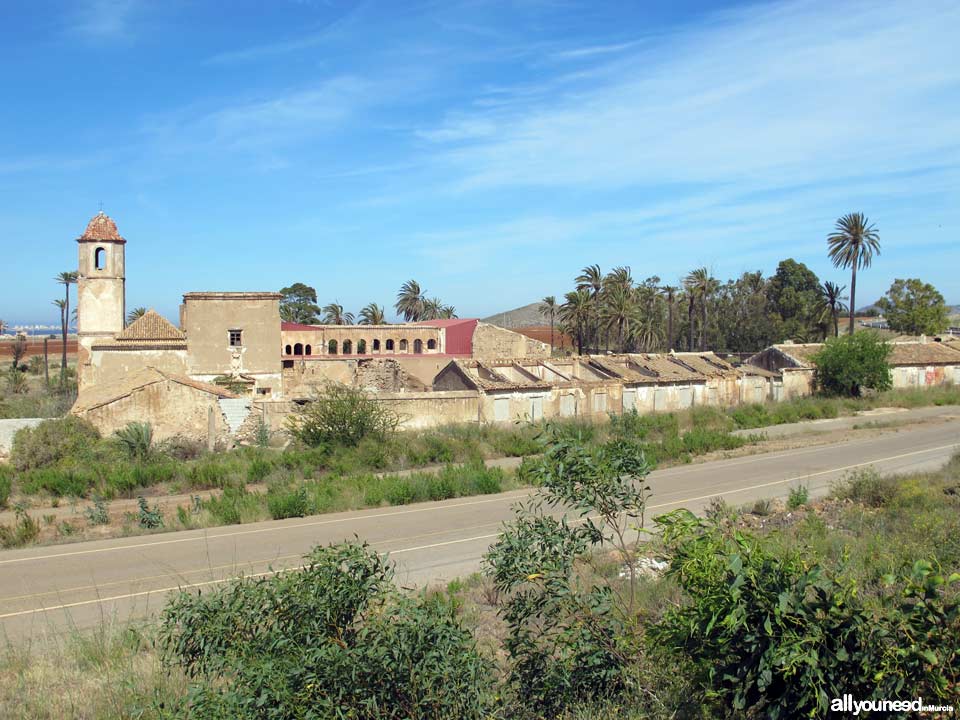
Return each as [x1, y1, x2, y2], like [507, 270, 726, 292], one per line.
[482, 302, 549, 329]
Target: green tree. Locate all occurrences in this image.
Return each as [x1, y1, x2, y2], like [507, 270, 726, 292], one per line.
[395, 279, 426, 322]
[767, 259, 821, 342]
[816, 281, 848, 338]
[358, 302, 386, 325]
[559, 289, 591, 355]
[125, 307, 147, 326]
[321, 302, 354, 325]
[55, 270, 77, 385]
[279, 283, 321, 324]
[660, 285, 679, 351]
[877, 278, 949, 336]
[575, 264, 604, 352]
[812, 332, 892, 396]
[827, 212, 880, 335]
[684, 267, 717, 350]
[539, 295, 557, 350]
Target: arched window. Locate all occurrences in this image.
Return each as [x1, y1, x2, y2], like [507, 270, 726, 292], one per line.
[328, 340, 338, 355]
[94, 247, 106, 270]
[285, 344, 292, 355]
[413, 339, 423, 354]
[357, 339, 367, 354]
[385, 339, 395, 351]
[305, 344, 312, 356]
[343, 339, 352, 354]
[427, 339, 437, 350]
[293, 343, 303, 355]
[373, 339, 381, 352]
[399, 339, 408, 352]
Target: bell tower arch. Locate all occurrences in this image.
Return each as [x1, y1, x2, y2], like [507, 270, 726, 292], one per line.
[76, 211, 126, 388]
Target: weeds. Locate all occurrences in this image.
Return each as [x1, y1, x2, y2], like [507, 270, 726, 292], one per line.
[787, 484, 810, 510]
[0, 504, 40, 548]
[84, 496, 110, 525]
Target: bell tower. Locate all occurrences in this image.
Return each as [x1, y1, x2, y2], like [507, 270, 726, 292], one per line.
[76, 211, 126, 389]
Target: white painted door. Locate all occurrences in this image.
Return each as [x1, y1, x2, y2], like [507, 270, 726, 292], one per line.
[494, 397, 510, 422]
[622, 388, 637, 413]
[530, 396, 544, 422]
[560, 394, 576, 417]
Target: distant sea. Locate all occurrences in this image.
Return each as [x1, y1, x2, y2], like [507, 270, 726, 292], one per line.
[4, 326, 73, 337]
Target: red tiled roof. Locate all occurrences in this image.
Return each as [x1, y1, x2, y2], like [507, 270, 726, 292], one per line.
[78, 211, 125, 242]
[281, 321, 321, 331]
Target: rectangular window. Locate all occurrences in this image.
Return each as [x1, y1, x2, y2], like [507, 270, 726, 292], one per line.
[229, 329, 243, 347]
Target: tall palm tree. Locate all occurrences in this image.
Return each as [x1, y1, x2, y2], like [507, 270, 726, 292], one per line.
[827, 212, 880, 335]
[438, 305, 458, 319]
[601, 284, 638, 352]
[539, 295, 558, 350]
[660, 285, 678, 351]
[684, 267, 716, 351]
[395, 280, 426, 322]
[55, 271, 77, 385]
[126, 307, 147, 326]
[322, 302, 354, 325]
[575, 264, 604, 352]
[559, 289, 592, 355]
[817, 281, 848, 338]
[358, 303, 387, 325]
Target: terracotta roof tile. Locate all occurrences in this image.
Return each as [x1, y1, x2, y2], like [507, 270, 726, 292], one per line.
[78, 211, 124, 242]
[116, 310, 185, 341]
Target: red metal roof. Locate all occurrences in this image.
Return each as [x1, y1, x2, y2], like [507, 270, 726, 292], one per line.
[412, 319, 477, 355]
[281, 321, 321, 331]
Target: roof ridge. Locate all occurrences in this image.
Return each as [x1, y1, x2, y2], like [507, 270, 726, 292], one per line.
[116, 309, 185, 341]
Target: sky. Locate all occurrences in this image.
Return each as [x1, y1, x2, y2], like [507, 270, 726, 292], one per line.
[1, 0, 958, 327]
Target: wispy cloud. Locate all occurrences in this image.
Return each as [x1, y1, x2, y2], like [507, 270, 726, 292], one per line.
[70, 0, 140, 41]
[422, 0, 960, 194]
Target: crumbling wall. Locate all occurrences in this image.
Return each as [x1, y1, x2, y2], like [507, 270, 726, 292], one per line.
[79, 380, 231, 443]
[472, 322, 550, 359]
[355, 358, 426, 392]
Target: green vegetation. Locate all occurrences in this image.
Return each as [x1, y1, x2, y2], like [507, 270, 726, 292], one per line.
[812, 332, 892, 396]
[286, 382, 400, 447]
[7, 438, 958, 719]
[878, 277, 950, 335]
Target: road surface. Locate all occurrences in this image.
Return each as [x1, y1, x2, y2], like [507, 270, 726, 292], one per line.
[1, 420, 957, 641]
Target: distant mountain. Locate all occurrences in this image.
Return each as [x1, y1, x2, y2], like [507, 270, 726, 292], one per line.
[482, 302, 549, 328]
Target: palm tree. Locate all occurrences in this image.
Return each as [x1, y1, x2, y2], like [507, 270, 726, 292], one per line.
[817, 281, 848, 338]
[395, 280, 426, 322]
[0, 319, 5, 335]
[539, 296, 558, 350]
[322, 302, 354, 325]
[827, 212, 880, 335]
[684, 267, 716, 351]
[126, 307, 147, 326]
[55, 271, 77, 385]
[601, 284, 638, 352]
[559, 289, 592, 355]
[438, 305, 458, 319]
[358, 303, 387, 325]
[660, 285, 679, 351]
[575, 264, 604, 351]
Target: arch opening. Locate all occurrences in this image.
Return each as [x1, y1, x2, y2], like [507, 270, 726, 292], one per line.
[328, 340, 338, 355]
[293, 343, 303, 355]
[94, 247, 106, 270]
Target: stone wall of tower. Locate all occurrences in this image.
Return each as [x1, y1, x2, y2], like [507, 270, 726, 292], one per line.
[77, 238, 126, 391]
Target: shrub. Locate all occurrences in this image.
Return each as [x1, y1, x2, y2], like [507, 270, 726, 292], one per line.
[85, 496, 110, 525]
[485, 428, 652, 715]
[159, 541, 494, 719]
[0, 505, 40, 548]
[286, 382, 399, 448]
[114, 422, 154, 461]
[246, 454, 274, 483]
[787, 483, 809, 510]
[0, 465, 12, 508]
[10, 416, 101, 471]
[831, 468, 896, 508]
[204, 486, 264, 525]
[812, 333, 892, 397]
[652, 512, 960, 717]
[266, 486, 308, 519]
[137, 496, 164, 529]
[20, 466, 94, 497]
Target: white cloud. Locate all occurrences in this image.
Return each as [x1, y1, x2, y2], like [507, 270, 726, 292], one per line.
[422, 0, 960, 194]
[70, 0, 140, 41]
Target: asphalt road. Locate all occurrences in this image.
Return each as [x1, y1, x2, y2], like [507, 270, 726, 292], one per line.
[1, 420, 957, 641]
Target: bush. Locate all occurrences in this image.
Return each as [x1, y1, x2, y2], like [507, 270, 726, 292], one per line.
[10, 416, 101, 471]
[652, 511, 960, 717]
[85, 496, 110, 525]
[787, 483, 809, 510]
[114, 422, 154, 461]
[286, 382, 399, 448]
[20, 466, 94, 497]
[266, 486, 308, 519]
[204, 486, 265, 525]
[813, 333, 892, 397]
[486, 428, 652, 715]
[831, 468, 896, 507]
[0, 505, 40, 548]
[159, 542, 494, 719]
[137, 496, 164, 529]
[0, 465, 12, 508]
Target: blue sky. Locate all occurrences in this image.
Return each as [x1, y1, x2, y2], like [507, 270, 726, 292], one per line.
[2, 0, 958, 327]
